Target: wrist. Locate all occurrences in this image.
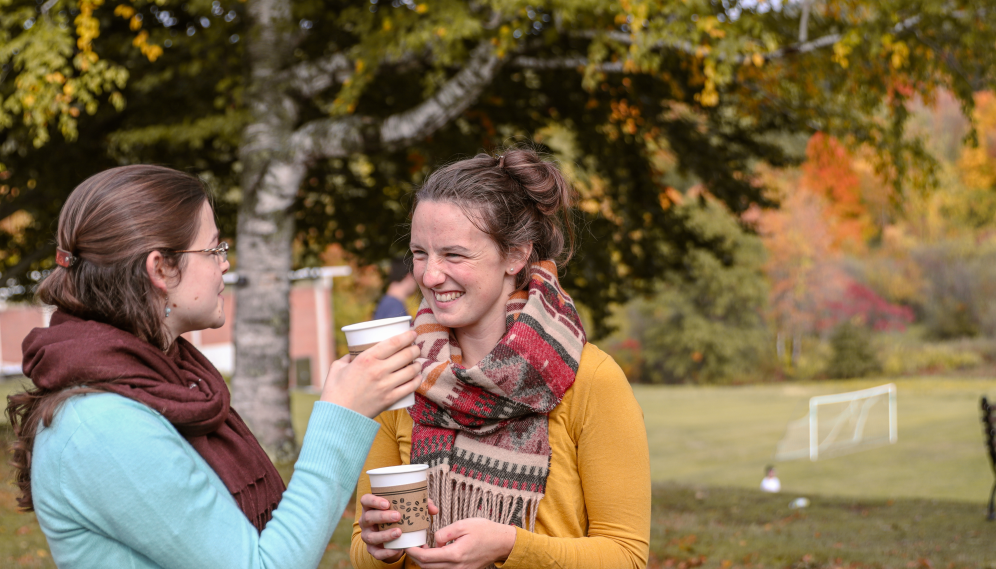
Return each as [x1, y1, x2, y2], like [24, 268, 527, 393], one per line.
[498, 524, 517, 561]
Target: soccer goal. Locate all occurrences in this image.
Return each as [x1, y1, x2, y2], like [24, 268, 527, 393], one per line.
[775, 383, 897, 461]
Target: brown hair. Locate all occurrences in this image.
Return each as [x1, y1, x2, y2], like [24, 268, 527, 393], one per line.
[5, 164, 209, 510]
[413, 147, 577, 290]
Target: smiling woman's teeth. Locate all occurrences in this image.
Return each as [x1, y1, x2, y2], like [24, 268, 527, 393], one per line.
[435, 291, 464, 302]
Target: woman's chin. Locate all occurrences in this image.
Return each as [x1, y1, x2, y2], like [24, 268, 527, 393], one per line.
[434, 313, 467, 330]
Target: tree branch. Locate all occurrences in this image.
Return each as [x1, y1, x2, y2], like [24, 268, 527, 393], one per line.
[574, 14, 923, 65]
[799, 0, 811, 42]
[510, 55, 624, 72]
[289, 41, 502, 162]
[282, 53, 353, 98]
[283, 50, 433, 98]
[0, 242, 54, 283]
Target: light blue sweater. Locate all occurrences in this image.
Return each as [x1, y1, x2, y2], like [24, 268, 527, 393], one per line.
[31, 392, 379, 568]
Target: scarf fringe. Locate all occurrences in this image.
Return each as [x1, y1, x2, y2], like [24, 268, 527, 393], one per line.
[233, 476, 280, 533]
[426, 467, 541, 548]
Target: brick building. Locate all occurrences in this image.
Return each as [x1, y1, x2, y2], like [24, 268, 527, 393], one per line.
[0, 267, 349, 390]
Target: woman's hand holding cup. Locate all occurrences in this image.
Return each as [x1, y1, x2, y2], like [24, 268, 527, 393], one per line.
[359, 494, 439, 563]
[320, 330, 421, 418]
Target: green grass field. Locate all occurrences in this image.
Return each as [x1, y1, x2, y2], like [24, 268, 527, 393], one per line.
[3, 376, 996, 568]
[636, 377, 996, 503]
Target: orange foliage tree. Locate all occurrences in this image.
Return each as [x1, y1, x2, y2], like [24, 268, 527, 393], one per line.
[958, 92, 996, 191]
[757, 184, 850, 361]
[799, 133, 877, 251]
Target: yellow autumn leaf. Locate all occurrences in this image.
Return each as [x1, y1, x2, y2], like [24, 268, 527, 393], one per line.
[696, 16, 720, 33]
[144, 44, 163, 62]
[130, 15, 142, 31]
[416, 3, 427, 13]
[752, 52, 764, 67]
[114, 5, 135, 18]
[832, 42, 851, 69]
[890, 41, 909, 69]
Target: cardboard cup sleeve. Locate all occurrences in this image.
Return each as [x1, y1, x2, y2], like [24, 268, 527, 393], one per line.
[348, 342, 378, 357]
[371, 481, 430, 533]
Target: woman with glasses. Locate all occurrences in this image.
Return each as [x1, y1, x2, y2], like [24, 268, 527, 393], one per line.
[6, 164, 422, 568]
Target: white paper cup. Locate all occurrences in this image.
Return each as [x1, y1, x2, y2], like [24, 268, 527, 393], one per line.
[367, 464, 430, 549]
[341, 316, 415, 410]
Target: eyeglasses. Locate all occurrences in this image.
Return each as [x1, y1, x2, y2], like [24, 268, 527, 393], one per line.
[171, 242, 229, 263]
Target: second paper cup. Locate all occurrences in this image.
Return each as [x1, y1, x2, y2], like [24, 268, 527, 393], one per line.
[342, 316, 415, 410]
[367, 464, 430, 549]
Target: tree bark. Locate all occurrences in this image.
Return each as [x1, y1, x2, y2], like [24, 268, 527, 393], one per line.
[232, 0, 303, 462]
[232, 15, 503, 458]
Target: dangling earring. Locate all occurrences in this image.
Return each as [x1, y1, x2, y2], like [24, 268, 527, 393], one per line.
[165, 297, 172, 318]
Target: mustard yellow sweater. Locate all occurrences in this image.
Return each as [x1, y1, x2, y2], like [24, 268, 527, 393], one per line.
[350, 343, 651, 569]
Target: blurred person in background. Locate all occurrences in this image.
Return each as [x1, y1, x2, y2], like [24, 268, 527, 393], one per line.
[761, 465, 781, 493]
[351, 148, 651, 569]
[5, 165, 421, 569]
[373, 257, 418, 320]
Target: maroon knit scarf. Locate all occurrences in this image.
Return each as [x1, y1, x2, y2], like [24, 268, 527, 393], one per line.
[21, 311, 285, 533]
[409, 261, 586, 540]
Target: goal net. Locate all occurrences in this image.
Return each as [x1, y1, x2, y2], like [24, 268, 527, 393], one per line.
[775, 384, 897, 461]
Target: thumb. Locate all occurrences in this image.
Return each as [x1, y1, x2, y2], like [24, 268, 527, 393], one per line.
[433, 520, 470, 546]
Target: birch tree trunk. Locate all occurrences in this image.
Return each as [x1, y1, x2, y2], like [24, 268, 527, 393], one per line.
[232, 0, 303, 462]
[230, 1, 503, 457]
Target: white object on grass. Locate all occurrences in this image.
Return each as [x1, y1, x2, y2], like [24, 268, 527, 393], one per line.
[775, 383, 897, 461]
[789, 497, 810, 509]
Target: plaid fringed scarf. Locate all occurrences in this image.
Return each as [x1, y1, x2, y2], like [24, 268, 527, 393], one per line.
[409, 260, 586, 544]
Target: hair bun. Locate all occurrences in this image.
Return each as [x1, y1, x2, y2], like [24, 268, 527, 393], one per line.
[499, 149, 574, 216]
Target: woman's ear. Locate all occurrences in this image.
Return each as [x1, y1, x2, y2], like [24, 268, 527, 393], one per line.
[508, 243, 534, 274]
[146, 251, 170, 293]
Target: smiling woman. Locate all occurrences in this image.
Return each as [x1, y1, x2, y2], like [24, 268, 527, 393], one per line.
[352, 148, 651, 569]
[5, 165, 422, 569]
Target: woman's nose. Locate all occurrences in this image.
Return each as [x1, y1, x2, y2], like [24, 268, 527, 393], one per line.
[421, 259, 445, 287]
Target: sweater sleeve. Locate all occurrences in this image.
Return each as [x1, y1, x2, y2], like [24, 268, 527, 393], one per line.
[56, 397, 379, 569]
[349, 410, 409, 569]
[497, 352, 652, 569]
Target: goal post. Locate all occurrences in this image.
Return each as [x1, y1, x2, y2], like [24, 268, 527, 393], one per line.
[775, 383, 897, 462]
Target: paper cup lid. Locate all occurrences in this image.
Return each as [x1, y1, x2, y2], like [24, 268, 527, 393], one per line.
[342, 316, 413, 347]
[367, 464, 429, 476]
[341, 315, 412, 333]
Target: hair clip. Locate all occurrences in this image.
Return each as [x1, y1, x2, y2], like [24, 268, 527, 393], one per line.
[55, 248, 77, 268]
[496, 155, 505, 168]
